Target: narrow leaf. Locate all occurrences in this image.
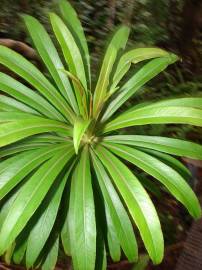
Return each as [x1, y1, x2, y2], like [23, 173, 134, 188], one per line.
[68, 147, 96, 270]
[0, 45, 75, 123]
[103, 135, 202, 160]
[104, 106, 202, 133]
[0, 72, 63, 121]
[73, 118, 90, 154]
[104, 143, 201, 219]
[23, 15, 78, 113]
[0, 147, 74, 254]
[111, 48, 169, 93]
[93, 26, 130, 117]
[95, 145, 163, 264]
[59, 0, 91, 88]
[91, 151, 138, 262]
[101, 55, 178, 122]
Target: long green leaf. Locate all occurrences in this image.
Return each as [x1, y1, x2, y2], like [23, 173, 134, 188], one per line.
[95, 145, 163, 264]
[101, 55, 178, 122]
[0, 95, 39, 115]
[0, 118, 72, 147]
[23, 15, 78, 114]
[26, 168, 69, 267]
[41, 237, 59, 270]
[0, 144, 70, 200]
[103, 135, 202, 160]
[105, 202, 121, 262]
[110, 48, 169, 93]
[93, 26, 130, 117]
[104, 143, 201, 219]
[50, 13, 87, 90]
[104, 106, 202, 133]
[139, 148, 191, 180]
[73, 117, 90, 154]
[0, 72, 63, 121]
[0, 147, 74, 254]
[91, 151, 138, 262]
[0, 45, 75, 123]
[59, 0, 91, 88]
[68, 147, 96, 270]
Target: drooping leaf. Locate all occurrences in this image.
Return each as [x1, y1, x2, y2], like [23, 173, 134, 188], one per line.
[26, 168, 70, 267]
[0, 144, 70, 200]
[68, 147, 96, 270]
[0, 118, 72, 147]
[104, 143, 201, 219]
[41, 237, 59, 270]
[91, 151, 138, 262]
[95, 145, 163, 264]
[103, 135, 202, 160]
[0, 147, 74, 254]
[0, 95, 39, 115]
[104, 106, 202, 133]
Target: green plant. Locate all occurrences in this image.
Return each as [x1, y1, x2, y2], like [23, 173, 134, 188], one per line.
[0, 1, 202, 269]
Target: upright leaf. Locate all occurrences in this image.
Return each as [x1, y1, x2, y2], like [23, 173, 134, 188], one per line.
[23, 15, 78, 113]
[59, 0, 91, 88]
[101, 55, 178, 122]
[110, 48, 169, 93]
[93, 26, 130, 117]
[0, 45, 75, 123]
[73, 117, 90, 154]
[0, 72, 63, 121]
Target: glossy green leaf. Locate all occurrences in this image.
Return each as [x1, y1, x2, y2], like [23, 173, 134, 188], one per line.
[0, 45, 75, 123]
[0, 72, 63, 121]
[104, 143, 201, 219]
[91, 151, 138, 262]
[105, 202, 121, 262]
[50, 13, 87, 90]
[26, 168, 69, 267]
[95, 145, 163, 264]
[0, 118, 72, 147]
[101, 55, 178, 122]
[0, 95, 39, 115]
[139, 148, 191, 180]
[59, 0, 91, 88]
[68, 147, 96, 270]
[104, 106, 202, 133]
[73, 117, 90, 154]
[110, 48, 169, 93]
[23, 15, 78, 114]
[103, 135, 202, 160]
[41, 237, 59, 270]
[93, 26, 130, 117]
[0, 144, 70, 200]
[0, 147, 74, 254]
